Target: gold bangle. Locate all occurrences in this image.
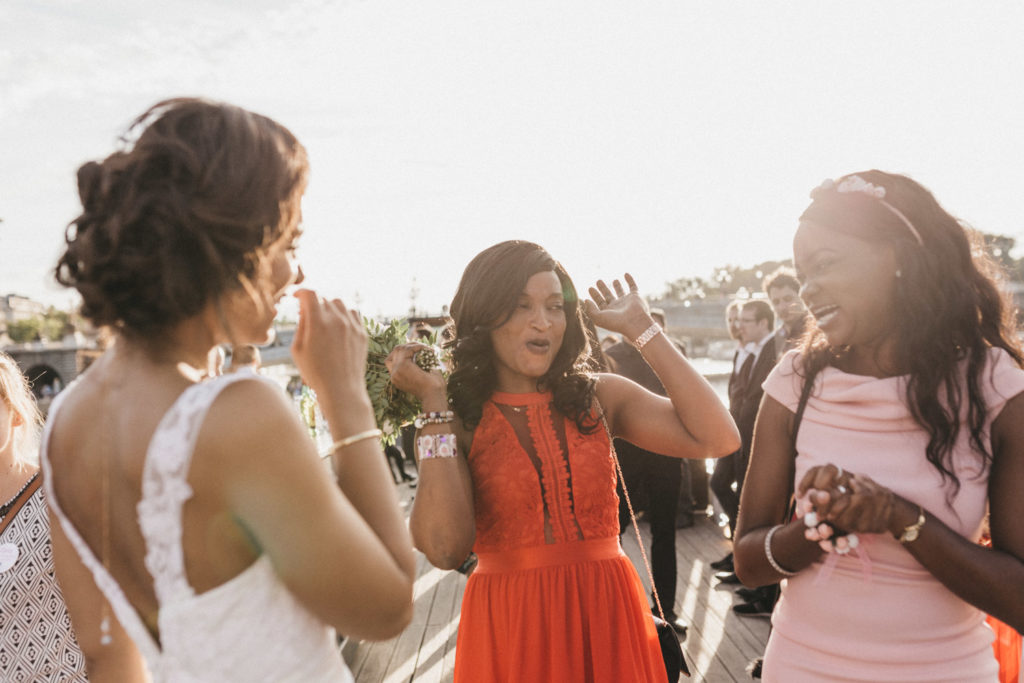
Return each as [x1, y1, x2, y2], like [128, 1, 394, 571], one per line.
[330, 428, 382, 453]
[898, 505, 926, 543]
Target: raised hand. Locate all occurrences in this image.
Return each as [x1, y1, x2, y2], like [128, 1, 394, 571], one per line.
[291, 289, 369, 401]
[385, 342, 446, 400]
[583, 273, 653, 340]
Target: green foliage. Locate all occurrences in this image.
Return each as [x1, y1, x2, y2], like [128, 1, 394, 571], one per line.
[7, 318, 42, 343]
[364, 317, 444, 445]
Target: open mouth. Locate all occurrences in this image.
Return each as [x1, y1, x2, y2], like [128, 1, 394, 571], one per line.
[812, 304, 839, 327]
[526, 339, 551, 354]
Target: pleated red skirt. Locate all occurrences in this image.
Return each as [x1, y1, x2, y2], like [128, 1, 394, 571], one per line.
[454, 537, 668, 683]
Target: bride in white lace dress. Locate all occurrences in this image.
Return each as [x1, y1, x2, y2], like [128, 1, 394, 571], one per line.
[41, 98, 416, 682]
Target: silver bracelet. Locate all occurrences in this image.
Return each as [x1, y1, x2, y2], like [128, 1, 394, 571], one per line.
[632, 323, 662, 350]
[764, 524, 799, 577]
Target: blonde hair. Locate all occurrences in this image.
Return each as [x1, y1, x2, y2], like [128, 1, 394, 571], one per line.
[0, 352, 42, 465]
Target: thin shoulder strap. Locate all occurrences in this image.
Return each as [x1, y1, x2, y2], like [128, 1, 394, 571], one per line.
[782, 358, 820, 523]
[0, 474, 41, 536]
[138, 372, 260, 605]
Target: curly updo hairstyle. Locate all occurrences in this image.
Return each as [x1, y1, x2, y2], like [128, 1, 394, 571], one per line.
[56, 98, 309, 339]
[446, 240, 598, 432]
[798, 170, 1023, 496]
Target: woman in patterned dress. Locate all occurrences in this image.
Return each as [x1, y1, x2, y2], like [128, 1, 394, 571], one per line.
[0, 351, 88, 681]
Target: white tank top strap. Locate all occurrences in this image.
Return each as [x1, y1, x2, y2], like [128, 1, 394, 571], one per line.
[138, 372, 263, 605]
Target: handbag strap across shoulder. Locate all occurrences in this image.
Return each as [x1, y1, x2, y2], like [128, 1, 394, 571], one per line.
[0, 472, 42, 536]
[597, 403, 669, 621]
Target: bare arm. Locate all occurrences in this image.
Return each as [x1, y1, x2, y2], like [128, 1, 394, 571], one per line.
[734, 394, 825, 587]
[215, 290, 415, 641]
[385, 343, 476, 570]
[796, 391, 1024, 631]
[48, 507, 151, 683]
[586, 275, 740, 459]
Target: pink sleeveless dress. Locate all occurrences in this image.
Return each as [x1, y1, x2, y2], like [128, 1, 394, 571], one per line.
[760, 348, 1024, 682]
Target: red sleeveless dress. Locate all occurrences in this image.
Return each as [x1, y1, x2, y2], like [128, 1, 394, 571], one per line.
[453, 391, 667, 683]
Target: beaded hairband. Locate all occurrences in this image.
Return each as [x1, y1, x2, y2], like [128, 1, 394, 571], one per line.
[812, 175, 924, 246]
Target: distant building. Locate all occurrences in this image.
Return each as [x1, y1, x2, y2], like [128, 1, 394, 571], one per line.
[2, 293, 46, 326]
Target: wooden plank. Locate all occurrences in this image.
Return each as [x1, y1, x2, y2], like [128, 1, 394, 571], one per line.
[349, 485, 769, 681]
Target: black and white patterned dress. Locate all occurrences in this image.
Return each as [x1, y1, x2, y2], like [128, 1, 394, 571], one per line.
[0, 486, 88, 682]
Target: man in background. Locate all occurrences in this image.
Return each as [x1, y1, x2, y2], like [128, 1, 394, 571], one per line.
[763, 267, 808, 358]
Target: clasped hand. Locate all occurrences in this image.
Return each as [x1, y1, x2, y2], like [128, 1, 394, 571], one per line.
[797, 464, 898, 540]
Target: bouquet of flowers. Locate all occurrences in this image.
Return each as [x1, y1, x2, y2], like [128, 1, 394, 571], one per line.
[364, 317, 445, 445]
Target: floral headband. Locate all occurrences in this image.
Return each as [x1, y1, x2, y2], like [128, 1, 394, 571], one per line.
[811, 175, 924, 246]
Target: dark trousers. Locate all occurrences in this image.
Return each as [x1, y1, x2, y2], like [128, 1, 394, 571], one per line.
[710, 449, 741, 535]
[615, 439, 682, 615]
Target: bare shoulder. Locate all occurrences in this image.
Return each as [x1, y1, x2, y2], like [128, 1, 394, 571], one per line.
[195, 377, 314, 474]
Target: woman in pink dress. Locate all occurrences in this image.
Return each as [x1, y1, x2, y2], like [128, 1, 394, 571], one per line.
[735, 171, 1024, 682]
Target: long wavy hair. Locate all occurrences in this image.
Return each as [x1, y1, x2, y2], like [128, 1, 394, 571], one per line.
[446, 240, 598, 432]
[56, 98, 308, 341]
[0, 352, 42, 466]
[798, 170, 1023, 496]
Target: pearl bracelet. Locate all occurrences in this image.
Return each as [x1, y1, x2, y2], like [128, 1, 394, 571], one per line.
[414, 410, 455, 429]
[765, 524, 799, 577]
[632, 323, 663, 350]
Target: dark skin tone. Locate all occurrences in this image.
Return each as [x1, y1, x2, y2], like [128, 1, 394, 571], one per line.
[734, 220, 1024, 632]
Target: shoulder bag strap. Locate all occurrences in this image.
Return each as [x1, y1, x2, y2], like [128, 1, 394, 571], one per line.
[783, 362, 819, 523]
[597, 407, 670, 621]
[0, 473, 42, 536]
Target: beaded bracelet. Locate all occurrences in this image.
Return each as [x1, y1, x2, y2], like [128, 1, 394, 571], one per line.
[633, 323, 663, 350]
[329, 428, 383, 453]
[414, 410, 455, 429]
[764, 524, 799, 577]
[417, 433, 458, 460]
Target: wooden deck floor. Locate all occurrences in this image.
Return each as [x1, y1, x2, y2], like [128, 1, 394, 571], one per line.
[343, 484, 769, 682]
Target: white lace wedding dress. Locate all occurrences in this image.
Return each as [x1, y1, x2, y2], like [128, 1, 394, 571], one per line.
[41, 373, 355, 682]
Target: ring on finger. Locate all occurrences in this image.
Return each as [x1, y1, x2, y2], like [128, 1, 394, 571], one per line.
[837, 485, 848, 494]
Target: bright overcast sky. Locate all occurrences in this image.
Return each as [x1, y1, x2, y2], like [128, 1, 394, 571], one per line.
[2, 1, 1022, 319]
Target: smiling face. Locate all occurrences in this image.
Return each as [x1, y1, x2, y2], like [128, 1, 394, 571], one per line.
[767, 284, 806, 330]
[490, 270, 567, 393]
[794, 220, 900, 359]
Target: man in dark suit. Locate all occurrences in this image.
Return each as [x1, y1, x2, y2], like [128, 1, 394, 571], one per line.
[710, 300, 778, 582]
[604, 309, 689, 637]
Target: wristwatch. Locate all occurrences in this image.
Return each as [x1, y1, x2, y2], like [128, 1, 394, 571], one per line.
[898, 506, 926, 544]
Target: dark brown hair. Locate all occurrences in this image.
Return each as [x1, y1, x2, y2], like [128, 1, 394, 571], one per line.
[798, 170, 1023, 496]
[56, 98, 308, 339]
[445, 240, 597, 432]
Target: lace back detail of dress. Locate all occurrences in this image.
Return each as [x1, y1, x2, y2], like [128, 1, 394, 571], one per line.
[138, 373, 256, 605]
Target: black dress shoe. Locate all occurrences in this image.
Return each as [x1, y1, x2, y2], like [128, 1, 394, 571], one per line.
[733, 598, 773, 618]
[736, 587, 760, 602]
[710, 552, 734, 572]
[715, 571, 741, 585]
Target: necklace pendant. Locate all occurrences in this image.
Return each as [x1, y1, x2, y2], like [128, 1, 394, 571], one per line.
[0, 542, 19, 573]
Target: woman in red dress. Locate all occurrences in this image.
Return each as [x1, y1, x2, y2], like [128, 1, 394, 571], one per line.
[387, 241, 738, 682]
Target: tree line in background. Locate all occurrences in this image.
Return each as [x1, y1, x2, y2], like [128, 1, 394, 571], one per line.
[657, 232, 1024, 302]
[3, 233, 1022, 343]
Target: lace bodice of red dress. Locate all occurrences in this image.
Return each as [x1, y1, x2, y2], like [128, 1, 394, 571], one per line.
[467, 391, 618, 553]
